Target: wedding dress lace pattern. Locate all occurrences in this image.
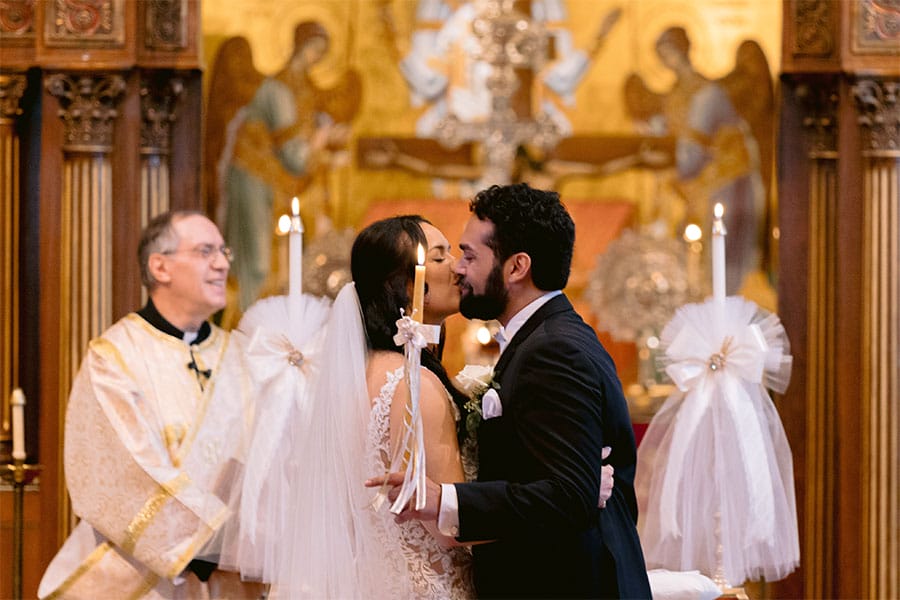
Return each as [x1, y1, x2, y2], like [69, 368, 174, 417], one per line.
[367, 366, 475, 600]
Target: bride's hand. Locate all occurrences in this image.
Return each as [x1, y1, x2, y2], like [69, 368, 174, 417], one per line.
[365, 472, 442, 523]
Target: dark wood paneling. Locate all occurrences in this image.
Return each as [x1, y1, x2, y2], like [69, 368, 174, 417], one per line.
[170, 72, 203, 212]
[112, 71, 143, 320]
[37, 78, 64, 599]
[773, 76, 812, 600]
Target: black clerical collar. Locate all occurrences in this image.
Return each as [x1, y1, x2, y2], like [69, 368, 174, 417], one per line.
[137, 298, 211, 345]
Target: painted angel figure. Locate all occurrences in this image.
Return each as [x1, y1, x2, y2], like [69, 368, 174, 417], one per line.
[206, 22, 361, 312]
[624, 27, 774, 296]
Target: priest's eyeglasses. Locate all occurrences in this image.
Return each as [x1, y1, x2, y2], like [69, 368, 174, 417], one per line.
[162, 244, 234, 263]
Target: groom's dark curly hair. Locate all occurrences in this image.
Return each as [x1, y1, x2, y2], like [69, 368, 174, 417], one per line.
[469, 183, 575, 291]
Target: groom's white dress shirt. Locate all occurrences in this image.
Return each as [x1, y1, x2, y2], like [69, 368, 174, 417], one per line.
[438, 290, 562, 536]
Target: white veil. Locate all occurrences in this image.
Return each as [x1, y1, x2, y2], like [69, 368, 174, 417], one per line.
[226, 284, 411, 597]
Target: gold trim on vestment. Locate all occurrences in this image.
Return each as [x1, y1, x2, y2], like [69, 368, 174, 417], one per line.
[88, 337, 137, 380]
[127, 573, 160, 600]
[173, 331, 231, 467]
[166, 503, 231, 580]
[121, 472, 191, 554]
[43, 542, 113, 600]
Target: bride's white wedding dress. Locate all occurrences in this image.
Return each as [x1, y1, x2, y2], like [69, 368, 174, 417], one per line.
[222, 284, 474, 598]
[367, 366, 474, 599]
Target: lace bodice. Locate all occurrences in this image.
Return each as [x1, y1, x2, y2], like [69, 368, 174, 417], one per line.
[366, 366, 474, 599]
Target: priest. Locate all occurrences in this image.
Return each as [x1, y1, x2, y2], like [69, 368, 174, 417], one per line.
[38, 211, 264, 599]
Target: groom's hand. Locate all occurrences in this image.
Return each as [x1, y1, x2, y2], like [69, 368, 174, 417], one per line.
[365, 472, 442, 523]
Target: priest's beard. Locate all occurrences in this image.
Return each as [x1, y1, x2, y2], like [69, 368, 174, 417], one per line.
[459, 262, 508, 321]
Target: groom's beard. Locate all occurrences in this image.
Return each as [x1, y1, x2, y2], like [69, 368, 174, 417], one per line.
[458, 263, 508, 321]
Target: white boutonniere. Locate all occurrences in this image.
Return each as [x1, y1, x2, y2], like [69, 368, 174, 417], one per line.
[455, 364, 501, 436]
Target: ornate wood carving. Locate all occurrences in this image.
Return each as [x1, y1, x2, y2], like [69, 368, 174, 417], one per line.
[853, 78, 900, 156]
[791, 0, 835, 57]
[0, 73, 27, 121]
[853, 0, 900, 54]
[139, 71, 182, 155]
[44, 0, 125, 47]
[143, 0, 186, 51]
[44, 73, 126, 153]
[0, 0, 35, 41]
[140, 71, 184, 238]
[797, 77, 840, 157]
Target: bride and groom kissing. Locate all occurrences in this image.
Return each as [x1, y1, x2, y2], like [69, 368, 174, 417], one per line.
[241, 183, 651, 599]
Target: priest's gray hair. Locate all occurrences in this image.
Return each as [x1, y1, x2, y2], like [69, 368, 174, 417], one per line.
[138, 210, 206, 290]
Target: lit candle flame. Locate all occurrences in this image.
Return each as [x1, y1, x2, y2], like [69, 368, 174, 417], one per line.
[684, 224, 702, 242]
[417, 243, 425, 265]
[714, 202, 724, 219]
[277, 214, 291, 234]
[291, 197, 300, 216]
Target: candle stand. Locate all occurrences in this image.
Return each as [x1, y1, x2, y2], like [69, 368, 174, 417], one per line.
[2, 459, 42, 599]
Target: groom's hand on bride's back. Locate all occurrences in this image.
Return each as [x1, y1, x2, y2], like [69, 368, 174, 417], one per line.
[365, 472, 442, 523]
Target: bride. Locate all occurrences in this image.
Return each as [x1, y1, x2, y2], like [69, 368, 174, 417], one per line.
[231, 215, 611, 598]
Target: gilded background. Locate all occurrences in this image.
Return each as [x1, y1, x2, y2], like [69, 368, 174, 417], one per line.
[201, 0, 782, 226]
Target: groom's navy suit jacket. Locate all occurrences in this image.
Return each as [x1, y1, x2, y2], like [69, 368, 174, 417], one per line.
[454, 294, 651, 599]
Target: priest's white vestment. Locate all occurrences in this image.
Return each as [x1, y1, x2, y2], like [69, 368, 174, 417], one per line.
[38, 314, 258, 599]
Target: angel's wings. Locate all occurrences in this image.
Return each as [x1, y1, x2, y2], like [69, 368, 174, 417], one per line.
[719, 40, 774, 193]
[204, 36, 264, 221]
[623, 73, 666, 126]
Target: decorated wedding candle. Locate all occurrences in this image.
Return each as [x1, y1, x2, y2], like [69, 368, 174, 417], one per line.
[11, 388, 25, 461]
[712, 203, 727, 305]
[289, 197, 303, 320]
[412, 244, 426, 321]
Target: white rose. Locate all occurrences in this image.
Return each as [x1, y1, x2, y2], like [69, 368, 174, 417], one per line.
[454, 364, 494, 398]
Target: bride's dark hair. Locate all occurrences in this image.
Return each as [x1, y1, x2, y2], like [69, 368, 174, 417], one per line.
[351, 215, 469, 427]
[351, 215, 428, 351]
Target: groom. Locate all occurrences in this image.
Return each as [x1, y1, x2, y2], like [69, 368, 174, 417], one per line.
[377, 183, 651, 598]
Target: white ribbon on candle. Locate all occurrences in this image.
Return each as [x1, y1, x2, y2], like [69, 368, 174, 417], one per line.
[372, 312, 437, 514]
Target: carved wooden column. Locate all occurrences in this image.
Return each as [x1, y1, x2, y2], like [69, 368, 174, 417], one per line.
[44, 73, 125, 537]
[45, 73, 125, 397]
[0, 73, 27, 456]
[797, 76, 840, 600]
[780, 2, 899, 598]
[140, 72, 183, 224]
[852, 78, 899, 600]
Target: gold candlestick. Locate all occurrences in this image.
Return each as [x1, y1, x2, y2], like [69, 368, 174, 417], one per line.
[2, 459, 42, 599]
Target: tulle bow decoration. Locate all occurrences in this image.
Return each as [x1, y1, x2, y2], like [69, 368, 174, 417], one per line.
[234, 295, 330, 542]
[664, 314, 768, 393]
[377, 313, 440, 514]
[637, 296, 798, 587]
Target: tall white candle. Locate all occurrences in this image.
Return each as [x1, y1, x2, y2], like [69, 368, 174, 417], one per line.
[712, 203, 727, 306]
[289, 197, 303, 321]
[11, 388, 25, 461]
[412, 244, 426, 322]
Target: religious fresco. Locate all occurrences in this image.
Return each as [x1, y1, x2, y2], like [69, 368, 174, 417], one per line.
[201, 0, 782, 336]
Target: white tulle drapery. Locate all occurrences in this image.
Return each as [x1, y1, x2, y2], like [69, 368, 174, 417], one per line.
[219, 287, 412, 598]
[636, 296, 798, 587]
